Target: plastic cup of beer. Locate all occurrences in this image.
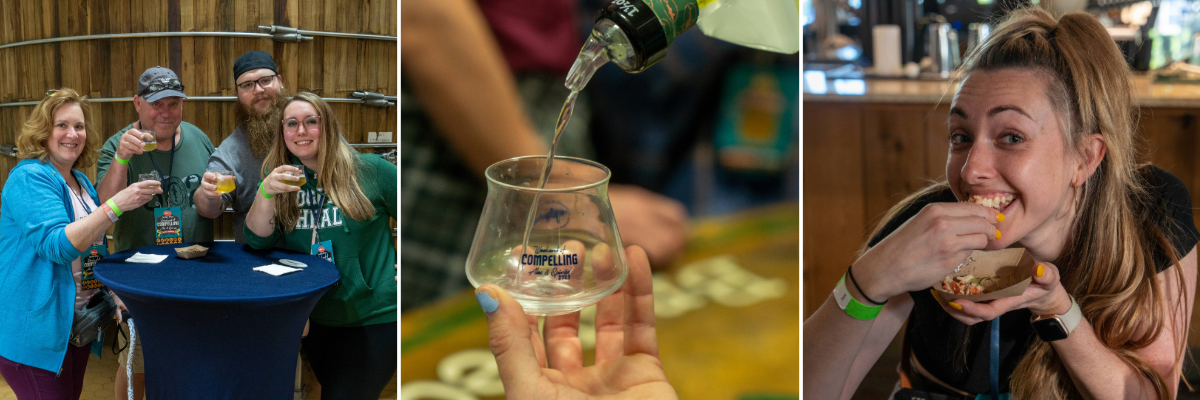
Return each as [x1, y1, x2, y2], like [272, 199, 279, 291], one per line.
[141, 130, 157, 152]
[284, 165, 307, 187]
[138, 172, 160, 190]
[213, 170, 236, 194]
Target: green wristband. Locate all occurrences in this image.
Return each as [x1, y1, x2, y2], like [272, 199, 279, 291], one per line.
[259, 182, 274, 199]
[105, 198, 123, 217]
[115, 156, 130, 165]
[833, 275, 883, 320]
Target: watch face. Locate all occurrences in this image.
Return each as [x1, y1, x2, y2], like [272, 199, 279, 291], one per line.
[1032, 318, 1070, 342]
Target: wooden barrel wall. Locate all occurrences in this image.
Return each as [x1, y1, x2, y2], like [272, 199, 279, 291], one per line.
[0, 0, 397, 239]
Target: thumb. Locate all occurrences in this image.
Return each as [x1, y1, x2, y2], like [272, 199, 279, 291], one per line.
[1031, 261, 1061, 288]
[477, 285, 542, 389]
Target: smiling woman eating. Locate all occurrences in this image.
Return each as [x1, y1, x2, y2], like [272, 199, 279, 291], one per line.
[244, 92, 397, 400]
[0, 89, 160, 399]
[803, 8, 1199, 400]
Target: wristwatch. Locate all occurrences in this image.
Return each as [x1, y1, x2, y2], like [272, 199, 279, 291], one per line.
[1030, 294, 1082, 342]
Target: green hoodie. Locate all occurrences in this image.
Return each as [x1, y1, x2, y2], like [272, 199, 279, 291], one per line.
[245, 153, 397, 326]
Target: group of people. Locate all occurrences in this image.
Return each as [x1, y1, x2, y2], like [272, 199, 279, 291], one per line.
[0, 50, 397, 400]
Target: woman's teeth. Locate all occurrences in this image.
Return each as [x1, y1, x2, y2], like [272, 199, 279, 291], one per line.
[296, 140, 312, 145]
[61, 143, 77, 148]
[970, 194, 1014, 209]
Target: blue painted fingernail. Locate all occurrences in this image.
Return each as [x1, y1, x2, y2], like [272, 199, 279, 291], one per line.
[476, 291, 499, 313]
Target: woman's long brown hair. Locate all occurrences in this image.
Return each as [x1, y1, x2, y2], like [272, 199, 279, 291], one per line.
[863, 7, 1189, 399]
[262, 92, 375, 231]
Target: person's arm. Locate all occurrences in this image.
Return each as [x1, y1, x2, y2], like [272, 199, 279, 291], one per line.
[244, 166, 302, 242]
[400, 0, 547, 175]
[8, 171, 159, 260]
[802, 202, 1000, 399]
[838, 293, 914, 400]
[1053, 247, 1196, 399]
[803, 284, 912, 400]
[96, 128, 146, 203]
[195, 154, 232, 219]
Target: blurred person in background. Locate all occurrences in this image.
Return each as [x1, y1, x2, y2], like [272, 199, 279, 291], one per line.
[399, 0, 689, 311]
[575, 0, 799, 217]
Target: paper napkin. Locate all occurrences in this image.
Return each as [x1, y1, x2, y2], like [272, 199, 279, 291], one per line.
[253, 264, 301, 276]
[125, 253, 169, 264]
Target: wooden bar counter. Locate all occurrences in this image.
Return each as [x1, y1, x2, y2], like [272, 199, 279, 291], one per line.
[803, 75, 1200, 345]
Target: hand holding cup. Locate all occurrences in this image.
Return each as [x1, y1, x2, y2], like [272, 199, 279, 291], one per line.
[116, 128, 149, 160]
[262, 165, 304, 196]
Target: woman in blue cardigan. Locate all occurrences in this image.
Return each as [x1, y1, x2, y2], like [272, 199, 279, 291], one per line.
[0, 89, 159, 399]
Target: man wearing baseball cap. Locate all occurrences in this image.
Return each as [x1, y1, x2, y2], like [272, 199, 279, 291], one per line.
[95, 66, 216, 399]
[194, 50, 290, 243]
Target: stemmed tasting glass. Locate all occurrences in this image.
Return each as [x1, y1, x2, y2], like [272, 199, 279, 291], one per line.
[465, 156, 628, 316]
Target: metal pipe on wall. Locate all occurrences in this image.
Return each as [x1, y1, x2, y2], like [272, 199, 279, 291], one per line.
[257, 25, 396, 41]
[0, 94, 397, 108]
[0, 31, 297, 51]
[0, 26, 397, 52]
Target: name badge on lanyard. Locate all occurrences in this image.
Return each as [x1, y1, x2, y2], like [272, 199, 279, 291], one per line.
[148, 127, 181, 245]
[81, 243, 108, 290]
[311, 240, 335, 264]
[69, 186, 108, 290]
[309, 193, 334, 263]
[155, 206, 183, 245]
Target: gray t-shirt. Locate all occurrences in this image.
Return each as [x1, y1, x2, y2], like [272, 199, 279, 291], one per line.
[206, 125, 264, 243]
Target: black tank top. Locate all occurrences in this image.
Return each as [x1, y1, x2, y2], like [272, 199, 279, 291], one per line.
[866, 165, 1200, 393]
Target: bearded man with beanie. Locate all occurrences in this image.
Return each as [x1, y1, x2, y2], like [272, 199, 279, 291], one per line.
[194, 50, 290, 240]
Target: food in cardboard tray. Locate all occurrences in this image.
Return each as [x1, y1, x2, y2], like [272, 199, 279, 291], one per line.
[941, 274, 998, 295]
[178, 245, 206, 252]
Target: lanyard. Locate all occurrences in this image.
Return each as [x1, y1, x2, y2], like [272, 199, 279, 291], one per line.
[310, 193, 327, 246]
[989, 315, 1000, 400]
[68, 182, 94, 215]
[141, 122, 177, 207]
[68, 182, 104, 247]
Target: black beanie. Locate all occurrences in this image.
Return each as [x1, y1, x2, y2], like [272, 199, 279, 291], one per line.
[233, 50, 278, 82]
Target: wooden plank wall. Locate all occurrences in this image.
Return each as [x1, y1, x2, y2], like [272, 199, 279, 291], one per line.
[804, 101, 1200, 345]
[0, 0, 397, 206]
[802, 102, 951, 317]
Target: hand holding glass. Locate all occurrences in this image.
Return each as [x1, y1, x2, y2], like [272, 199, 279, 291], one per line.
[138, 172, 161, 190]
[213, 170, 236, 194]
[141, 130, 157, 152]
[283, 165, 306, 187]
[466, 156, 627, 316]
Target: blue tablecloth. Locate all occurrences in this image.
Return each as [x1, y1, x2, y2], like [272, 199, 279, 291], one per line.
[94, 242, 339, 400]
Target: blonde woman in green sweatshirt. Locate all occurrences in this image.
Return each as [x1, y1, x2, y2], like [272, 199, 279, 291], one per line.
[245, 92, 396, 400]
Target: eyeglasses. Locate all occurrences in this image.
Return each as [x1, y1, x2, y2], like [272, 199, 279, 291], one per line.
[236, 74, 278, 91]
[283, 115, 321, 133]
[139, 78, 185, 97]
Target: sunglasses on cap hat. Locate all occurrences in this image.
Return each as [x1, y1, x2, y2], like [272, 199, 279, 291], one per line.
[139, 78, 185, 97]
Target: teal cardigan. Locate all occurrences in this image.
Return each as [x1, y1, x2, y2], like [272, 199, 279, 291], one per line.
[0, 158, 104, 372]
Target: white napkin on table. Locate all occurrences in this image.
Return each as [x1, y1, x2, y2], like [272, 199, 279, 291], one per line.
[253, 264, 302, 276]
[125, 253, 169, 264]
